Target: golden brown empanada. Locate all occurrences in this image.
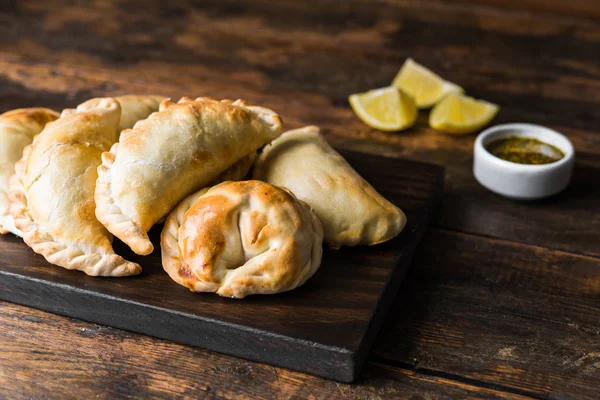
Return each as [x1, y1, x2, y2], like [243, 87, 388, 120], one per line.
[96, 97, 283, 255]
[253, 126, 407, 248]
[0, 108, 59, 235]
[9, 98, 141, 277]
[115, 95, 165, 132]
[161, 180, 323, 298]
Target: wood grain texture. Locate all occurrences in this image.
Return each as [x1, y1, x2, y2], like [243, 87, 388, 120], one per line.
[0, 0, 599, 397]
[450, 0, 600, 20]
[373, 228, 600, 398]
[0, 152, 444, 382]
[0, 301, 530, 400]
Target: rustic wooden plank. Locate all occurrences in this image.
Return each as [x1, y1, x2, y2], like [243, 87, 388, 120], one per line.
[212, 0, 600, 26]
[449, 0, 600, 20]
[2, 1, 600, 104]
[372, 228, 600, 399]
[0, 301, 533, 400]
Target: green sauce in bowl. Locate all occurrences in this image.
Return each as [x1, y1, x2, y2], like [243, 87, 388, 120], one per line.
[485, 136, 564, 165]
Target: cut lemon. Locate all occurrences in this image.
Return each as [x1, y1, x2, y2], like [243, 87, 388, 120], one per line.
[429, 93, 499, 135]
[392, 58, 463, 109]
[348, 87, 417, 132]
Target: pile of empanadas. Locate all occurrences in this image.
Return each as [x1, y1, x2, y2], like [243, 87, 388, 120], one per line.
[0, 95, 407, 298]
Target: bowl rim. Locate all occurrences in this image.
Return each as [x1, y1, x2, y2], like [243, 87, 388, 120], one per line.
[475, 123, 575, 171]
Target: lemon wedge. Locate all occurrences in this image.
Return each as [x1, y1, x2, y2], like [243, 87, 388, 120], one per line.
[429, 93, 499, 134]
[348, 87, 417, 131]
[392, 58, 463, 109]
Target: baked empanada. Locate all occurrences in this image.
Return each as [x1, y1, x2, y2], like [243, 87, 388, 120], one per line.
[96, 97, 283, 255]
[161, 180, 323, 298]
[9, 98, 141, 277]
[115, 95, 165, 132]
[253, 126, 407, 247]
[0, 108, 59, 235]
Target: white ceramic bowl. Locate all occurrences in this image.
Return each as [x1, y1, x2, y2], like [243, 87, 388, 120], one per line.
[473, 123, 575, 200]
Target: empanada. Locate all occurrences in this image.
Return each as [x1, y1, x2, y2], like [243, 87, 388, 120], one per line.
[96, 97, 283, 255]
[115, 95, 165, 132]
[9, 98, 141, 277]
[0, 108, 59, 235]
[161, 180, 323, 298]
[253, 126, 407, 247]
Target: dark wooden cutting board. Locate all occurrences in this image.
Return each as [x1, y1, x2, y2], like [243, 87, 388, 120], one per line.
[0, 150, 443, 382]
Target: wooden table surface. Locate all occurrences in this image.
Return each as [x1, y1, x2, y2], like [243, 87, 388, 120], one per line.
[1, 0, 599, 398]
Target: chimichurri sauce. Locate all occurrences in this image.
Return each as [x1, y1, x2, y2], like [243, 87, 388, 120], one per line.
[485, 136, 564, 165]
